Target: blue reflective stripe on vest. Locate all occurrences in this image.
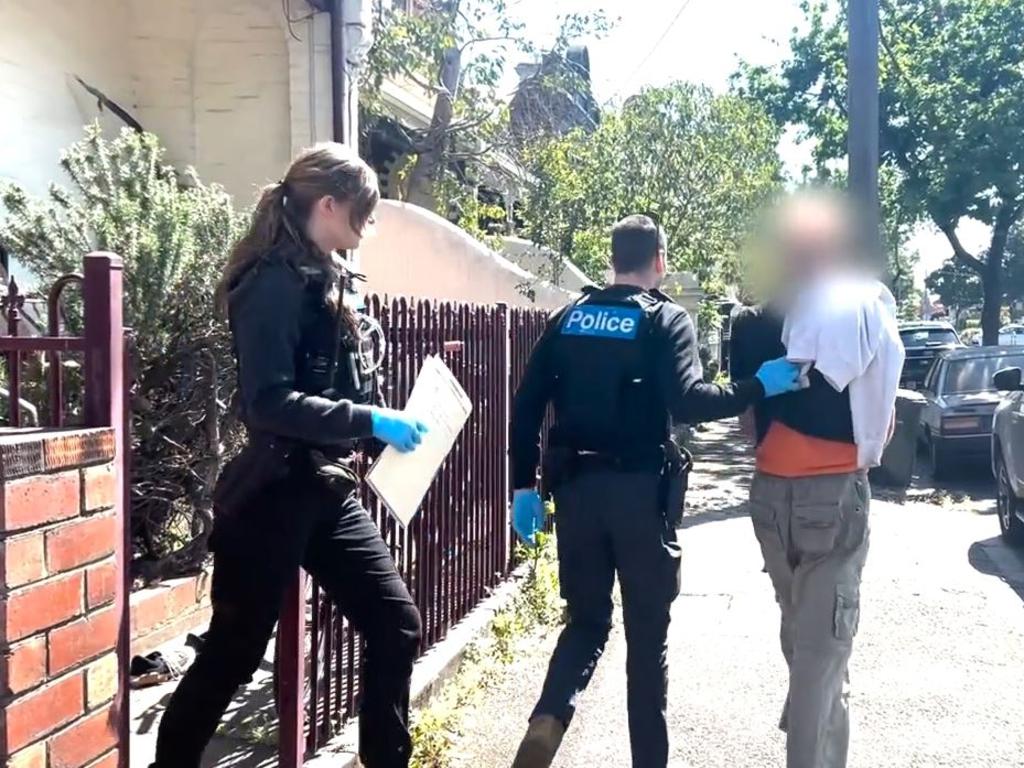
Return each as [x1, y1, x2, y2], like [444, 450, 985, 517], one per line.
[560, 305, 642, 340]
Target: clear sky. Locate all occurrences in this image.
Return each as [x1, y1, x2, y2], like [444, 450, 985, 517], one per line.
[505, 0, 991, 286]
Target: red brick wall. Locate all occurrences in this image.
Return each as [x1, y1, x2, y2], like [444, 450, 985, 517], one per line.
[0, 429, 120, 768]
[129, 571, 211, 658]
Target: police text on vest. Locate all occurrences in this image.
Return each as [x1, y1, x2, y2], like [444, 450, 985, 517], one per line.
[561, 305, 642, 340]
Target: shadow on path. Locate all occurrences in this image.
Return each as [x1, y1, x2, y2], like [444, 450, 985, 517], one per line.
[968, 536, 1024, 606]
[131, 645, 278, 767]
[683, 421, 755, 522]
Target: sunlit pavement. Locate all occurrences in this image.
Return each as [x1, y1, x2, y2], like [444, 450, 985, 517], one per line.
[454, 420, 1024, 768]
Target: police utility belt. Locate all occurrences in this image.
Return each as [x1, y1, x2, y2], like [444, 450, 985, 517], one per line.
[541, 436, 693, 528]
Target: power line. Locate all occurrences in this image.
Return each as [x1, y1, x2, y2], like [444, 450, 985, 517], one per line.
[606, 0, 696, 105]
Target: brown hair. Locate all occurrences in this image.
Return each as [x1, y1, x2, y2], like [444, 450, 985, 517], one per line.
[215, 142, 380, 314]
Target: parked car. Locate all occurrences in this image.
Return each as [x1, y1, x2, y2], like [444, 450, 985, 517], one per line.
[961, 328, 983, 346]
[899, 321, 963, 389]
[919, 346, 1024, 479]
[992, 365, 1024, 545]
[999, 323, 1024, 347]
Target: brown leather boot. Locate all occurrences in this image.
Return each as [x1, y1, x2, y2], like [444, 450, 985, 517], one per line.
[511, 715, 565, 768]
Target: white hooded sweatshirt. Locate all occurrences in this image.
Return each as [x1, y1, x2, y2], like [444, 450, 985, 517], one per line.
[781, 275, 906, 469]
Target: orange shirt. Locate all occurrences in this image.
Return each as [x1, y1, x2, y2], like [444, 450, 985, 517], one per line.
[756, 421, 859, 478]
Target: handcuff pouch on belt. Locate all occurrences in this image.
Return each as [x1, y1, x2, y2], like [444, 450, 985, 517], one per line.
[660, 440, 692, 529]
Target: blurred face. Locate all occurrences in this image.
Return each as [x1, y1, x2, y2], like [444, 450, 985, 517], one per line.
[741, 194, 861, 305]
[777, 199, 854, 283]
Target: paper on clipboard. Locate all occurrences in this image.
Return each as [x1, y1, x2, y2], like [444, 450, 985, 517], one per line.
[366, 355, 472, 526]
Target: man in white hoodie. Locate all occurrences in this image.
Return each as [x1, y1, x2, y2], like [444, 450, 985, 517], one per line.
[730, 192, 905, 768]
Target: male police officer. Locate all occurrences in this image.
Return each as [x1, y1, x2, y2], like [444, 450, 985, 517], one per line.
[508, 215, 802, 768]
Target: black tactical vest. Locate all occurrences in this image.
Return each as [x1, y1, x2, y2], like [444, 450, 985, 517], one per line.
[295, 266, 378, 408]
[547, 286, 671, 453]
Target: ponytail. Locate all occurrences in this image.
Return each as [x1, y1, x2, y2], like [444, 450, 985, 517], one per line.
[215, 181, 298, 315]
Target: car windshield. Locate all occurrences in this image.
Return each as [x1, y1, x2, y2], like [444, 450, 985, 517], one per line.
[900, 328, 958, 347]
[943, 355, 1024, 394]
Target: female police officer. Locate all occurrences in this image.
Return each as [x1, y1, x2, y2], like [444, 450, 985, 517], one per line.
[152, 143, 427, 768]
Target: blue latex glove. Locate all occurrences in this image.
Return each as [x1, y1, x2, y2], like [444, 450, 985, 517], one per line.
[512, 489, 545, 546]
[370, 408, 429, 453]
[755, 357, 803, 398]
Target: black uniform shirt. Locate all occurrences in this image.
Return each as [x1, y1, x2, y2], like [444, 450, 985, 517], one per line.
[228, 247, 375, 445]
[510, 284, 766, 489]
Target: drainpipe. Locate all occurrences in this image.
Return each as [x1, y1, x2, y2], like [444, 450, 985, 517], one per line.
[328, 0, 372, 147]
[330, 0, 349, 145]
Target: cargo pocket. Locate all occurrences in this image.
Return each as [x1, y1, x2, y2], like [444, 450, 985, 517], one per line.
[840, 477, 871, 551]
[792, 502, 841, 558]
[749, 500, 783, 551]
[833, 585, 860, 642]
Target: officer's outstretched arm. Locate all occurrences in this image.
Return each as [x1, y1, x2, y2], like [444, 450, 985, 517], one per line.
[656, 306, 767, 424]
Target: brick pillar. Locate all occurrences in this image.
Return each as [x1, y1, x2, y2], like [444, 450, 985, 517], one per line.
[0, 428, 119, 768]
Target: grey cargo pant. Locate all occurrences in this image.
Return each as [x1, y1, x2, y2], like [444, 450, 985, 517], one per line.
[749, 470, 870, 768]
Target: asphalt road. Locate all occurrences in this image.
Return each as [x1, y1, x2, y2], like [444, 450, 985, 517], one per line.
[453, 421, 1024, 768]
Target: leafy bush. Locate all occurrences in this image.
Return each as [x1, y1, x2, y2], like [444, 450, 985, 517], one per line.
[0, 124, 247, 581]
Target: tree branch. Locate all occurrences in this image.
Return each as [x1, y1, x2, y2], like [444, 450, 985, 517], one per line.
[400, 67, 444, 95]
[939, 223, 985, 274]
[73, 76, 144, 132]
[459, 35, 516, 54]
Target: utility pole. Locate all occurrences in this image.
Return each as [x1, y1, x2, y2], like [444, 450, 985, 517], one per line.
[848, 0, 881, 248]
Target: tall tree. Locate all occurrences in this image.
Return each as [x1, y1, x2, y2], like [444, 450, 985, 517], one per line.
[926, 227, 1024, 321]
[520, 83, 782, 319]
[925, 258, 984, 318]
[741, 0, 1024, 343]
[880, 164, 921, 319]
[1004, 227, 1024, 318]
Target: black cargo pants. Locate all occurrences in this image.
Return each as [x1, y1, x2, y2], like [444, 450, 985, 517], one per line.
[153, 459, 422, 768]
[532, 470, 682, 768]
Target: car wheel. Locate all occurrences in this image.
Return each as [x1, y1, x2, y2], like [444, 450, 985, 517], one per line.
[997, 455, 1024, 547]
[929, 434, 949, 481]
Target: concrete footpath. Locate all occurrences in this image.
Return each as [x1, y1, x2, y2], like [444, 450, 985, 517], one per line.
[452, 421, 1024, 768]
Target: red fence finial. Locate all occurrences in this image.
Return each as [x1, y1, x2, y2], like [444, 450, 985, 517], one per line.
[2, 276, 24, 337]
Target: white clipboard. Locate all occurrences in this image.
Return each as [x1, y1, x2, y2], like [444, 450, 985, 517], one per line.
[366, 355, 472, 526]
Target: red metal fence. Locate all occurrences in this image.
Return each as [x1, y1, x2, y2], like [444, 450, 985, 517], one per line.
[278, 296, 550, 763]
[0, 253, 129, 767]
